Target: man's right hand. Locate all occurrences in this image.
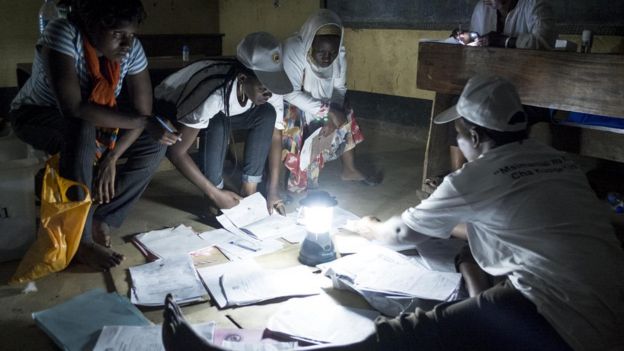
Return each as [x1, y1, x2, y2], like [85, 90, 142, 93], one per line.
[211, 189, 243, 209]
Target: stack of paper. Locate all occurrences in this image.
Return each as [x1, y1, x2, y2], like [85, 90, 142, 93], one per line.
[133, 225, 211, 259]
[320, 246, 461, 301]
[93, 322, 215, 351]
[216, 237, 285, 261]
[218, 193, 302, 241]
[129, 255, 208, 306]
[197, 259, 321, 308]
[266, 295, 379, 345]
[32, 289, 150, 351]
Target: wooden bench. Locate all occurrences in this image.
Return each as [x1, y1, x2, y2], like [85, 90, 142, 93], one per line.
[416, 42, 624, 191]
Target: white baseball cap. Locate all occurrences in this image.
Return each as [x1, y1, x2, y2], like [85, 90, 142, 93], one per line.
[434, 75, 527, 132]
[236, 32, 293, 95]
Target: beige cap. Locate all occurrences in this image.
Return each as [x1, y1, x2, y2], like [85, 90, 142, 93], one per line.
[434, 75, 527, 132]
[236, 32, 293, 95]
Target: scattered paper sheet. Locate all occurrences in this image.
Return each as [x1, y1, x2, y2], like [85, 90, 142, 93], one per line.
[197, 259, 320, 308]
[243, 214, 302, 240]
[332, 230, 418, 255]
[197, 259, 262, 308]
[93, 322, 215, 351]
[219, 193, 301, 241]
[216, 238, 284, 261]
[266, 295, 378, 345]
[221, 193, 269, 228]
[133, 225, 210, 259]
[32, 289, 150, 351]
[129, 255, 208, 306]
[213, 328, 296, 351]
[221, 265, 321, 306]
[320, 246, 461, 301]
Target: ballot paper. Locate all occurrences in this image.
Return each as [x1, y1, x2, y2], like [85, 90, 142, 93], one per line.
[320, 246, 461, 301]
[266, 295, 379, 345]
[133, 224, 210, 259]
[216, 237, 284, 260]
[129, 255, 208, 306]
[222, 341, 298, 351]
[198, 259, 261, 308]
[197, 260, 321, 308]
[221, 265, 321, 306]
[219, 193, 302, 240]
[32, 289, 150, 351]
[93, 322, 215, 351]
[332, 230, 418, 254]
[212, 328, 296, 351]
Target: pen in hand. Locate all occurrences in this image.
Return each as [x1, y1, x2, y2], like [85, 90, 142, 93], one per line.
[154, 115, 182, 142]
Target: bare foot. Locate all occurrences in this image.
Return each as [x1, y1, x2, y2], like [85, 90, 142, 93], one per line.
[340, 168, 366, 182]
[92, 220, 112, 248]
[75, 242, 124, 271]
[163, 294, 220, 351]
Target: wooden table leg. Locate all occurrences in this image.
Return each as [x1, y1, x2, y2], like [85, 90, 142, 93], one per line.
[422, 93, 456, 193]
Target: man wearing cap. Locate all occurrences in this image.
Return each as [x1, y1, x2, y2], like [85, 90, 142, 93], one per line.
[159, 75, 624, 351]
[335, 75, 624, 349]
[154, 32, 293, 211]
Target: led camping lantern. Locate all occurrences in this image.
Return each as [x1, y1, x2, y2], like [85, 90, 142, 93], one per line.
[298, 191, 338, 266]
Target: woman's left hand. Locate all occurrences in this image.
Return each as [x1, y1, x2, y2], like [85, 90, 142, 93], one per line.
[94, 154, 118, 204]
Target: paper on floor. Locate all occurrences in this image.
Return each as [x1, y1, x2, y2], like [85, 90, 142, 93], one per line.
[32, 289, 150, 351]
[133, 224, 209, 259]
[197, 259, 261, 308]
[93, 322, 215, 351]
[129, 254, 208, 306]
[320, 246, 461, 301]
[266, 294, 378, 345]
[218, 193, 302, 241]
[197, 260, 321, 308]
[221, 265, 321, 306]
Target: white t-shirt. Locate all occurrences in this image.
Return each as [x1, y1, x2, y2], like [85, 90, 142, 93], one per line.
[470, 0, 556, 49]
[154, 60, 284, 130]
[177, 78, 284, 130]
[402, 139, 624, 350]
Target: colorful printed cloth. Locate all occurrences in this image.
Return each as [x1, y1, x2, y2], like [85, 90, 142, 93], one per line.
[281, 103, 364, 192]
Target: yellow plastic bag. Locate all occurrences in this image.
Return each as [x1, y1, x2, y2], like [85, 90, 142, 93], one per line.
[10, 155, 91, 284]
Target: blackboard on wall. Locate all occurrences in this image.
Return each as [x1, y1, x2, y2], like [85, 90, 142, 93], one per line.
[326, 0, 624, 35]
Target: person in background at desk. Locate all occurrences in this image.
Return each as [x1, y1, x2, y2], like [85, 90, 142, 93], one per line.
[160, 75, 624, 351]
[445, 0, 558, 297]
[455, 0, 556, 49]
[154, 32, 293, 214]
[8, 0, 177, 270]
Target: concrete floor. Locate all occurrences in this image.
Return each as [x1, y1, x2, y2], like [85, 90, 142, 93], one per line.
[0, 121, 426, 350]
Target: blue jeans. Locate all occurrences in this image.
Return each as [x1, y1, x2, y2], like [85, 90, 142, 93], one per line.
[197, 103, 276, 188]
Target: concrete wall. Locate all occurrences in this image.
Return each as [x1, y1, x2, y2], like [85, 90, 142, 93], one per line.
[0, 0, 219, 88]
[217, 2, 624, 100]
[218, 0, 319, 55]
[3, 1, 623, 97]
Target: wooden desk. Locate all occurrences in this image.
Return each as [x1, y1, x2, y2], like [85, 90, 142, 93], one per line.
[417, 42, 624, 191]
